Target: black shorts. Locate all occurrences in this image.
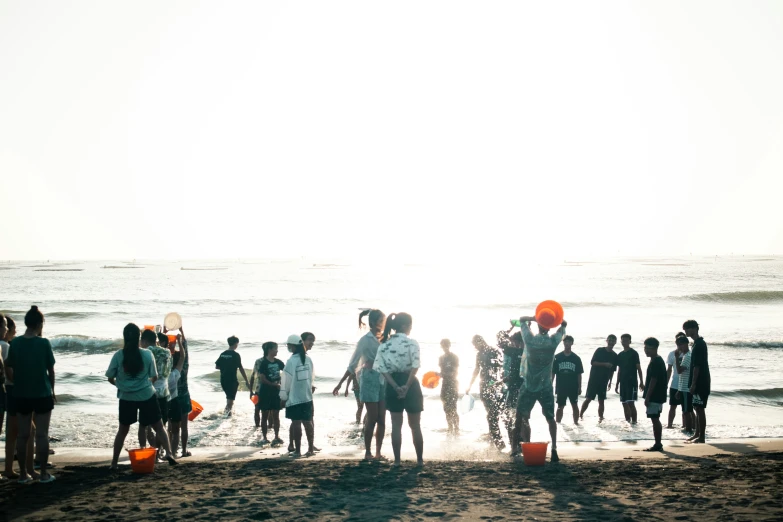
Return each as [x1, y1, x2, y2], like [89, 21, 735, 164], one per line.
[693, 392, 709, 409]
[222, 381, 239, 401]
[5, 385, 17, 416]
[585, 381, 607, 401]
[167, 397, 183, 422]
[680, 391, 694, 413]
[285, 401, 314, 421]
[557, 391, 579, 407]
[669, 388, 682, 406]
[619, 381, 638, 403]
[258, 390, 282, 411]
[385, 373, 424, 414]
[178, 391, 192, 415]
[16, 396, 55, 415]
[157, 398, 169, 424]
[0, 388, 5, 415]
[505, 383, 522, 410]
[120, 395, 161, 426]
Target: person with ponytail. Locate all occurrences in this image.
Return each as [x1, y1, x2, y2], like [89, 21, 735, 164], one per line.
[334, 309, 388, 460]
[5, 306, 56, 483]
[106, 323, 178, 470]
[280, 334, 315, 457]
[373, 312, 424, 466]
[1, 315, 20, 479]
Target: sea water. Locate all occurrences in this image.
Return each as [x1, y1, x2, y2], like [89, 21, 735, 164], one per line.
[1, 256, 782, 458]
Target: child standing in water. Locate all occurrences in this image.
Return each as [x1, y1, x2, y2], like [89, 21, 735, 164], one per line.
[215, 336, 250, 416]
[250, 342, 285, 446]
[438, 339, 460, 436]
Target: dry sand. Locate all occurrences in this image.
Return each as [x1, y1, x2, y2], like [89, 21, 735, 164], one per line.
[2, 440, 782, 521]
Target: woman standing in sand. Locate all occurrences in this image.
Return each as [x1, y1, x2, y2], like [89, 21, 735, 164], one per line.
[5, 306, 56, 483]
[374, 312, 424, 466]
[1, 314, 20, 479]
[106, 323, 178, 470]
[334, 309, 388, 460]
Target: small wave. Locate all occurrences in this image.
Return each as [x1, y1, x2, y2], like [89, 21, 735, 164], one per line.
[50, 335, 121, 354]
[683, 290, 783, 303]
[713, 341, 783, 349]
[53, 393, 88, 404]
[711, 387, 783, 401]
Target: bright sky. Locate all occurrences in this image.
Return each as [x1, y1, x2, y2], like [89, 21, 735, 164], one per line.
[2, 1, 782, 262]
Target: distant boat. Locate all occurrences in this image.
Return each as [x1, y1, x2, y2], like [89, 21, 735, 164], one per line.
[34, 269, 84, 272]
[180, 267, 229, 271]
[101, 265, 145, 269]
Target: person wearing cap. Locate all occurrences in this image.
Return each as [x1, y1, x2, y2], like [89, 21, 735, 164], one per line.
[285, 334, 303, 452]
[280, 334, 316, 457]
[511, 315, 567, 463]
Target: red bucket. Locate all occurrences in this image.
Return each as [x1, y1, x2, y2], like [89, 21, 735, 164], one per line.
[520, 442, 549, 466]
[188, 400, 203, 421]
[128, 448, 157, 474]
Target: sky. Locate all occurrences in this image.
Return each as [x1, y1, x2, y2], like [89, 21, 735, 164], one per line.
[1, 1, 782, 262]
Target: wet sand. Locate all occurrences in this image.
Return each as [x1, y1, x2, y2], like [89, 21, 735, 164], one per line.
[2, 440, 782, 521]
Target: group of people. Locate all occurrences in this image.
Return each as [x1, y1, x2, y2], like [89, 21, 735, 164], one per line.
[0, 304, 713, 478]
[432, 318, 711, 460]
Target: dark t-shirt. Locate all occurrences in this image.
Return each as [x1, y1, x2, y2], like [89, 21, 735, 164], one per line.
[439, 352, 459, 388]
[553, 351, 584, 396]
[588, 348, 618, 385]
[617, 348, 641, 385]
[7, 336, 56, 398]
[689, 337, 711, 395]
[644, 355, 668, 404]
[216, 350, 242, 384]
[258, 358, 284, 396]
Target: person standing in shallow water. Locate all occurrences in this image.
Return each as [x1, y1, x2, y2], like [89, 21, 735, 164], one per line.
[215, 336, 250, 416]
[552, 335, 583, 425]
[497, 326, 524, 444]
[511, 316, 566, 463]
[684, 320, 710, 444]
[334, 309, 388, 460]
[438, 339, 460, 436]
[615, 334, 644, 424]
[280, 336, 315, 457]
[466, 335, 504, 450]
[250, 342, 284, 447]
[374, 313, 424, 467]
[579, 335, 618, 422]
[642, 337, 667, 452]
[6, 306, 57, 483]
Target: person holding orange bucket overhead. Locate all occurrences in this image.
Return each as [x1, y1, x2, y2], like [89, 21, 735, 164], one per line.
[511, 301, 567, 463]
[164, 323, 193, 458]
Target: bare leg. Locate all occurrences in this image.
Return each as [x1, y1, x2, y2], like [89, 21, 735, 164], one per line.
[579, 399, 591, 419]
[510, 409, 524, 455]
[4, 414, 19, 478]
[16, 413, 33, 480]
[27, 421, 37, 480]
[355, 399, 364, 425]
[667, 404, 677, 428]
[555, 406, 564, 423]
[629, 403, 637, 424]
[291, 421, 302, 454]
[180, 414, 189, 456]
[571, 402, 580, 425]
[376, 401, 387, 457]
[34, 412, 52, 479]
[138, 424, 146, 448]
[273, 410, 280, 439]
[652, 417, 662, 446]
[169, 421, 180, 455]
[695, 407, 706, 443]
[520, 417, 532, 444]
[390, 412, 403, 465]
[225, 399, 234, 415]
[304, 421, 315, 454]
[111, 424, 131, 469]
[151, 420, 176, 462]
[254, 406, 261, 428]
[363, 402, 379, 459]
[597, 400, 605, 422]
[408, 412, 424, 465]
[547, 416, 559, 461]
[261, 410, 269, 440]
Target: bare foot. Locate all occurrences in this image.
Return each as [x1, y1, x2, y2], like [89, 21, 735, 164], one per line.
[3, 471, 19, 480]
[363, 453, 374, 461]
[392, 460, 401, 467]
[415, 460, 424, 467]
[374, 455, 388, 462]
[30, 470, 41, 480]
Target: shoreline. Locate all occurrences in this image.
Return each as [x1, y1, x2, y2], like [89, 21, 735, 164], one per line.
[12, 436, 783, 467]
[1, 440, 781, 521]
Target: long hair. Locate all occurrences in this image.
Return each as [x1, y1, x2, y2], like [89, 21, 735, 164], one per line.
[381, 312, 412, 343]
[122, 323, 144, 377]
[359, 309, 386, 338]
[293, 341, 306, 365]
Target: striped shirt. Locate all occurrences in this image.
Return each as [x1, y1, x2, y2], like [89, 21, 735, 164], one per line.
[677, 351, 692, 392]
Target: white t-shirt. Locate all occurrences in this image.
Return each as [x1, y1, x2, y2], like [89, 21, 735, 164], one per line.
[666, 351, 679, 389]
[167, 368, 181, 401]
[1, 340, 13, 386]
[279, 354, 314, 407]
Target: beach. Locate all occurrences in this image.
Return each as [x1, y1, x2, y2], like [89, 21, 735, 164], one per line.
[2, 439, 781, 521]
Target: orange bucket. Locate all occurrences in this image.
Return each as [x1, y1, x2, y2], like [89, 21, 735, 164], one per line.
[521, 442, 549, 466]
[535, 300, 564, 329]
[251, 395, 259, 405]
[188, 400, 203, 421]
[143, 325, 155, 332]
[167, 334, 178, 345]
[128, 448, 157, 474]
[421, 371, 440, 389]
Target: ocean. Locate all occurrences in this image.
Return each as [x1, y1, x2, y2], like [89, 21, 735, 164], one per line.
[1, 256, 782, 458]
